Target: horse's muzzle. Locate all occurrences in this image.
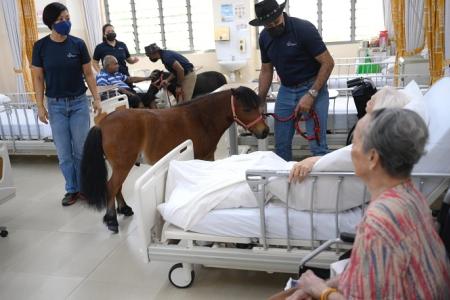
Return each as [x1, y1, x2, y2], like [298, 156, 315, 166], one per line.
[255, 127, 269, 139]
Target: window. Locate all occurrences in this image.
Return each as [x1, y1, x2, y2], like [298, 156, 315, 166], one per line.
[104, 0, 215, 54]
[355, 0, 384, 41]
[285, 0, 385, 43]
[288, 0, 318, 28]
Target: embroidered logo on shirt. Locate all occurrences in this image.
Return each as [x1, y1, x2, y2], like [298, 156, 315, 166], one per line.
[67, 52, 77, 58]
[286, 41, 297, 47]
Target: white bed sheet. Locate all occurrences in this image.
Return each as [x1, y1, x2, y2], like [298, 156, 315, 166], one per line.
[0, 109, 52, 139]
[160, 202, 362, 241]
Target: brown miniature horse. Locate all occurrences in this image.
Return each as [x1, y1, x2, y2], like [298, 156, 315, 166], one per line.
[80, 86, 269, 233]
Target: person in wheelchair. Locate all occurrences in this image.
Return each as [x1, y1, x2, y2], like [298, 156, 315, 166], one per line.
[272, 109, 450, 300]
[96, 55, 155, 108]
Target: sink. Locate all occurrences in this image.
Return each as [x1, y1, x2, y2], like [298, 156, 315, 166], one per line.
[218, 59, 247, 72]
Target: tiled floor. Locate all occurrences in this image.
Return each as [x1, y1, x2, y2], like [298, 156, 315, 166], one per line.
[0, 138, 291, 299]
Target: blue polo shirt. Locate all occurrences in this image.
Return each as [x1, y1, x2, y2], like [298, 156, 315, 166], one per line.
[259, 13, 327, 87]
[96, 69, 129, 89]
[32, 35, 90, 98]
[93, 41, 131, 76]
[160, 50, 194, 75]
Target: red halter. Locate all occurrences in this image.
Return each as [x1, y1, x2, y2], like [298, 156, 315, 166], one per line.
[264, 111, 321, 143]
[231, 96, 264, 130]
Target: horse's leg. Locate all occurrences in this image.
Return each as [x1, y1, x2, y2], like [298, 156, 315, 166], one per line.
[104, 164, 133, 233]
[116, 186, 134, 216]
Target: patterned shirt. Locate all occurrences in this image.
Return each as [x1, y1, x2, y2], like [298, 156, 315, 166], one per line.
[339, 180, 450, 299]
[95, 69, 129, 89]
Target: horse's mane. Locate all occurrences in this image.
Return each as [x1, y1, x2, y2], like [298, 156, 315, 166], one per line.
[231, 86, 261, 109]
[173, 86, 260, 109]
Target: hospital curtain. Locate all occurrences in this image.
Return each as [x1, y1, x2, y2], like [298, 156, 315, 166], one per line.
[383, 0, 394, 39]
[405, 0, 425, 54]
[1, 0, 26, 95]
[390, 0, 406, 85]
[424, 0, 446, 83]
[18, 0, 38, 97]
[445, 0, 450, 64]
[81, 0, 103, 55]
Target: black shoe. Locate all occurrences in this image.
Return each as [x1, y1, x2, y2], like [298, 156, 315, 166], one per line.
[61, 192, 78, 206]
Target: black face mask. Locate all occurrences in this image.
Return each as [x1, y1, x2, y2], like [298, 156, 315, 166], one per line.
[267, 23, 285, 38]
[105, 32, 116, 41]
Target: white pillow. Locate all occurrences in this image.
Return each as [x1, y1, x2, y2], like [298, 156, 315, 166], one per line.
[400, 80, 429, 125]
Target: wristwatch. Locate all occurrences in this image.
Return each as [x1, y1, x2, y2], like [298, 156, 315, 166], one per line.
[308, 89, 318, 98]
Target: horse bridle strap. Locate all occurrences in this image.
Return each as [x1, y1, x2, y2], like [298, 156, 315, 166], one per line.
[231, 96, 263, 130]
[264, 111, 321, 144]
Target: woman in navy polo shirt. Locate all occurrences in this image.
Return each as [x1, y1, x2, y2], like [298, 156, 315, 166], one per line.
[92, 24, 139, 76]
[31, 2, 102, 207]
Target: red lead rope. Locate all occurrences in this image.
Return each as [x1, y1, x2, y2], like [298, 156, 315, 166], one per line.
[264, 111, 321, 144]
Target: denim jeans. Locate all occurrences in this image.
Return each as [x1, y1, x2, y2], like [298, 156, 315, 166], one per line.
[275, 83, 329, 161]
[47, 94, 90, 193]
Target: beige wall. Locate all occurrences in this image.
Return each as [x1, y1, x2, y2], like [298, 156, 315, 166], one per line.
[0, 0, 362, 93]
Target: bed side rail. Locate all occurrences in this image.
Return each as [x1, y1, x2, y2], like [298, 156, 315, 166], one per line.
[246, 170, 450, 252]
[134, 140, 194, 262]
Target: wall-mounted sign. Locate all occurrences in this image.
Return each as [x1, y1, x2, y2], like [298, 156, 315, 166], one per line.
[221, 4, 234, 22]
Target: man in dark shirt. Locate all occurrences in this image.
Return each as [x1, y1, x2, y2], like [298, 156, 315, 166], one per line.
[250, 0, 334, 161]
[144, 43, 197, 102]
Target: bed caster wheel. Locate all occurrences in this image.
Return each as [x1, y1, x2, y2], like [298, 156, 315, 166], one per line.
[168, 263, 195, 288]
[1, 230, 8, 237]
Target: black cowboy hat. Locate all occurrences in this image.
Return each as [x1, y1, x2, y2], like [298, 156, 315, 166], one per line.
[249, 0, 286, 26]
[144, 43, 161, 55]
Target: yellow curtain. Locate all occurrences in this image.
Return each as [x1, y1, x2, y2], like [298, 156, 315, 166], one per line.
[391, 0, 406, 86]
[17, 0, 38, 98]
[424, 0, 446, 83]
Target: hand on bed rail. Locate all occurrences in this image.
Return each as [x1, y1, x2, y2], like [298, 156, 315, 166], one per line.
[289, 156, 321, 183]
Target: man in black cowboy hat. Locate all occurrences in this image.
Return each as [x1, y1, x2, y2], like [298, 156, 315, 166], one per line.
[144, 43, 197, 103]
[250, 0, 334, 161]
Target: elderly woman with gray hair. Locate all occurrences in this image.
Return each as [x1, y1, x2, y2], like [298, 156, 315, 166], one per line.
[272, 108, 450, 300]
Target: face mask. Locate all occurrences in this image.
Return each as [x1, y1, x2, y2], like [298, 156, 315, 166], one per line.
[267, 23, 285, 38]
[53, 20, 71, 36]
[106, 32, 116, 41]
[150, 57, 158, 62]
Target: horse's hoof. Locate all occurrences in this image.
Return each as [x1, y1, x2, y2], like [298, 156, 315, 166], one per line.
[117, 206, 134, 216]
[103, 214, 119, 233]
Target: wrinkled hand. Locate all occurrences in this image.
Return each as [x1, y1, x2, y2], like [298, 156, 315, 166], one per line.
[289, 157, 316, 183]
[37, 105, 49, 124]
[295, 93, 314, 117]
[93, 99, 102, 114]
[297, 270, 329, 299]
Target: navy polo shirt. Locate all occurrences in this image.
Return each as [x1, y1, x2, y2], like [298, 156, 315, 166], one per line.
[160, 50, 194, 75]
[32, 35, 90, 98]
[259, 13, 327, 87]
[93, 41, 131, 76]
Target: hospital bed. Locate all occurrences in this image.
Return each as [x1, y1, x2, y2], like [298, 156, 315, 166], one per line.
[0, 93, 128, 155]
[0, 141, 16, 237]
[134, 77, 450, 288]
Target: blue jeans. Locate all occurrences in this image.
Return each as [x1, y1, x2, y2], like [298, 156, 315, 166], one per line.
[47, 94, 90, 193]
[275, 83, 329, 161]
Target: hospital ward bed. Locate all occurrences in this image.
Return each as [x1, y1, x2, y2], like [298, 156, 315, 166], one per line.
[133, 77, 450, 288]
[0, 93, 128, 155]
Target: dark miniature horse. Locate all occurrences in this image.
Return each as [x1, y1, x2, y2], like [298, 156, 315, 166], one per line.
[147, 70, 227, 104]
[81, 86, 269, 233]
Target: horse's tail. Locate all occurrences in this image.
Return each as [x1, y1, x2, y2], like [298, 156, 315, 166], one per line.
[80, 126, 107, 211]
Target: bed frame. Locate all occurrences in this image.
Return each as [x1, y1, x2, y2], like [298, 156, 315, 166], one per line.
[134, 139, 450, 288]
[0, 93, 128, 155]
